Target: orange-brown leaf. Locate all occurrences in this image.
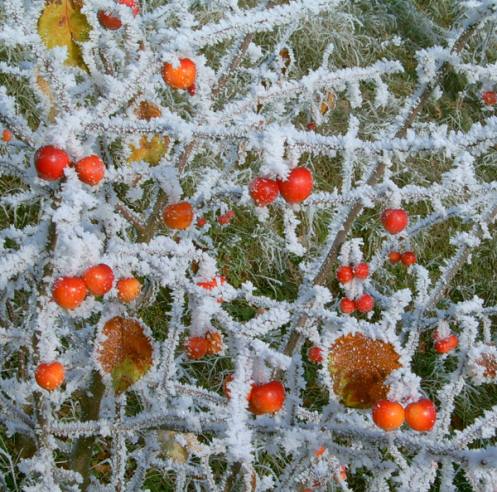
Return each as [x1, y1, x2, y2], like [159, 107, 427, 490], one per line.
[134, 100, 162, 121]
[98, 317, 153, 394]
[329, 333, 401, 408]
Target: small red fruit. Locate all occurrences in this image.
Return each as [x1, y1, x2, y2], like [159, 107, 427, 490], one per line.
[163, 202, 194, 230]
[482, 91, 497, 106]
[34, 145, 71, 181]
[336, 265, 353, 284]
[2, 129, 12, 142]
[434, 335, 458, 354]
[278, 167, 313, 204]
[372, 400, 405, 431]
[52, 277, 87, 309]
[83, 264, 114, 296]
[307, 346, 323, 364]
[355, 293, 374, 313]
[117, 277, 141, 302]
[162, 58, 196, 90]
[185, 337, 209, 360]
[217, 210, 235, 225]
[35, 362, 65, 391]
[196, 217, 207, 227]
[405, 398, 436, 431]
[381, 208, 409, 235]
[75, 155, 105, 185]
[313, 446, 325, 457]
[389, 251, 401, 263]
[187, 84, 196, 96]
[249, 177, 279, 206]
[248, 380, 285, 415]
[401, 251, 416, 266]
[205, 330, 223, 355]
[339, 298, 355, 314]
[98, 0, 139, 30]
[306, 122, 316, 130]
[353, 262, 369, 280]
[197, 275, 225, 290]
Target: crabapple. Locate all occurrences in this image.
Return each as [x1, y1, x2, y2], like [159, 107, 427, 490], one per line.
[372, 400, 405, 431]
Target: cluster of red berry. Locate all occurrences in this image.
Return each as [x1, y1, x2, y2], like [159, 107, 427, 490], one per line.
[52, 264, 141, 310]
[372, 398, 436, 432]
[337, 262, 374, 314]
[185, 331, 223, 360]
[388, 250, 416, 266]
[249, 167, 314, 206]
[34, 145, 105, 185]
[433, 329, 459, 354]
[223, 375, 286, 415]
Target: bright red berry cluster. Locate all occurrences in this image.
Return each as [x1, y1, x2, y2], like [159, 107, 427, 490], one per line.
[337, 261, 374, 314]
[372, 398, 437, 432]
[388, 250, 416, 266]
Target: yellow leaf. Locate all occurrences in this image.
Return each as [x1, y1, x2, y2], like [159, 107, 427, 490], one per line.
[37, 0, 90, 69]
[97, 317, 153, 394]
[128, 135, 170, 166]
[329, 333, 401, 408]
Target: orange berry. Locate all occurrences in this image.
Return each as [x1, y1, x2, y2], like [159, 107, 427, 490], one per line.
[388, 251, 401, 263]
[401, 251, 416, 266]
[434, 335, 458, 354]
[205, 330, 223, 355]
[248, 381, 285, 415]
[162, 58, 196, 90]
[83, 264, 114, 296]
[117, 277, 142, 303]
[52, 277, 87, 309]
[185, 337, 209, 360]
[2, 129, 12, 142]
[405, 399, 436, 432]
[372, 400, 405, 431]
[163, 202, 194, 230]
[75, 155, 105, 185]
[35, 362, 65, 391]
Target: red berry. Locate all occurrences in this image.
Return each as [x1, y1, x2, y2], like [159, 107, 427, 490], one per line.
[35, 362, 65, 391]
[2, 129, 12, 142]
[196, 217, 207, 227]
[249, 177, 279, 207]
[434, 335, 458, 354]
[52, 277, 87, 309]
[34, 145, 71, 181]
[217, 210, 235, 225]
[187, 83, 196, 96]
[307, 346, 323, 364]
[353, 262, 369, 280]
[405, 398, 436, 431]
[98, 0, 139, 30]
[482, 91, 497, 106]
[372, 400, 405, 431]
[75, 155, 105, 185]
[355, 293, 374, 313]
[306, 122, 316, 130]
[336, 265, 353, 284]
[163, 202, 194, 230]
[248, 381, 285, 415]
[401, 251, 416, 266]
[381, 208, 409, 235]
[83, 264, 114, 296]
[339, 298, 355, 314]
[117, 277, 141, 303]
[185, 337, 209, 360]
[162, 58, 196, 90]
[388, 251, 401, 263]
[278, 167, 313, 204]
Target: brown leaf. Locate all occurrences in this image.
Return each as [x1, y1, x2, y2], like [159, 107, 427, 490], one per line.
[329, 333, 401, 408]
[36, 74, 57, 123]
[320, 91, 336, 115]
[97, 317, 153, 394]
[134, 100, 162, 121]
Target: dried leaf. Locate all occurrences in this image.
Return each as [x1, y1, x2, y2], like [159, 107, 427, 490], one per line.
[128, 135, 170, 166]
[320, 91, 337, 115]
[98, 316, 153, 394]
[36, 74, 57, 123]
[37, 0, 90, 69]
[134, 100, 162, 121]
[329, 333, 401, 408]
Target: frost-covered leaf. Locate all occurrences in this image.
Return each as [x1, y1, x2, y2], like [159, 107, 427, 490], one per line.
[329, 333, 401, 408]
[128, 135, 170, 166]
[37, 0, 90, 69]
[97, 317, 153, 394]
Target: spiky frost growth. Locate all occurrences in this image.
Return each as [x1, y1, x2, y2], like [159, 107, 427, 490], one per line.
[1, 0, 497, 490]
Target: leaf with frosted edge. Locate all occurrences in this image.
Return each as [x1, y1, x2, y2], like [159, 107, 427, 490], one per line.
[329, 333, 401, 408]
[37, 0, 90, 69]
[97, 317, 153, 394]
[128, 135, 170, 166]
